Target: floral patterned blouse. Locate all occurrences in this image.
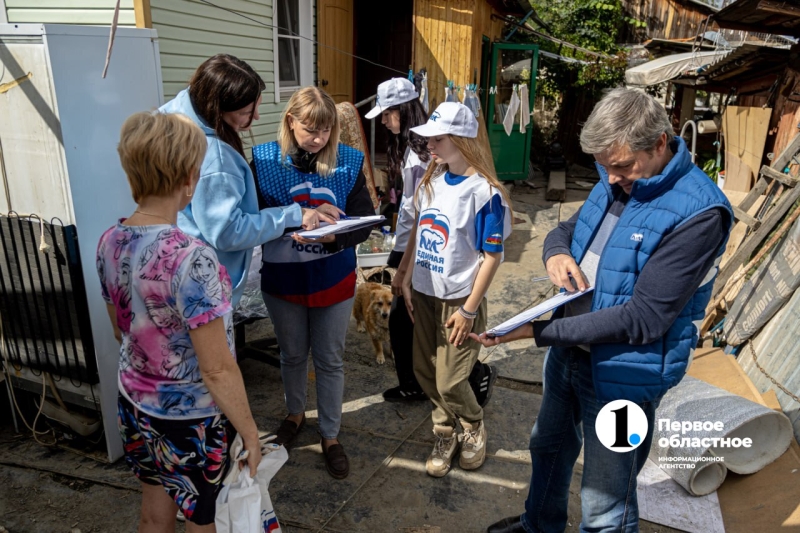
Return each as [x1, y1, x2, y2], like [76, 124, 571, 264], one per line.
[96, 221, 234, 419]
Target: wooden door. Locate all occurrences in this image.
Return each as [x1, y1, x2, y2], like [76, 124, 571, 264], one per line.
[317, 0, 354, 103]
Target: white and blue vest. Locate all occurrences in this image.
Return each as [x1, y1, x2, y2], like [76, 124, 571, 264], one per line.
[570, 138, 732, 403]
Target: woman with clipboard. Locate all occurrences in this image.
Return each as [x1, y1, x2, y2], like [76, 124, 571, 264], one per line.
[250, 87, 374, 480]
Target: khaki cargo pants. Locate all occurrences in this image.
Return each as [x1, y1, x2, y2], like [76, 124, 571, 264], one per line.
[411, 289, 487, 428]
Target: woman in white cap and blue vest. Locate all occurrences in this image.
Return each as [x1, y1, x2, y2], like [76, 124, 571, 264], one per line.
[397, 101, 512, 478]
[367, 78, 498, 409]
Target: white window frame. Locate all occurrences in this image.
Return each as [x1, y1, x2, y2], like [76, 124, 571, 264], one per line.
[273, 0, 314, 104]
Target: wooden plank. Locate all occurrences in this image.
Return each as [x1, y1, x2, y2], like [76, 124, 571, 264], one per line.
[133, 0, 151, 28]
[731, 204, 761, 229]
[724, 153, 755, 192]
[442, 0, 453, 81]
[720, 194, 766, 269]
[722, 189, 749, 207]
[760, 164, 798, 187]
[737, 176, 769, 212]
[713, 182, 800, 295]
[546, 170, 566, 202]
[459, 0, 470, 85]
[722, 106, 772, 192]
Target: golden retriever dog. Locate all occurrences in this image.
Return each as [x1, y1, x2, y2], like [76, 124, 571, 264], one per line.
[353, 282, 393, 364]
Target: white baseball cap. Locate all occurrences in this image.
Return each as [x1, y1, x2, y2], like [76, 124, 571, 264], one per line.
[410, 102, 479, 138]
[365, 78, 420, 119]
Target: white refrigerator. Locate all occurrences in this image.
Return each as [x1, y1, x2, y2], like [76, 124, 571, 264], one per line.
[0, 23, 164, 461]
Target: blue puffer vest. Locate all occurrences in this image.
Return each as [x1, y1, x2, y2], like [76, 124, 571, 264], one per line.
[570, 137, 732, 403]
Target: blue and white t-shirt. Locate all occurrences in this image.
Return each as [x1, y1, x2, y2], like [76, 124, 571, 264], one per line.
[412, 170, 511, 299]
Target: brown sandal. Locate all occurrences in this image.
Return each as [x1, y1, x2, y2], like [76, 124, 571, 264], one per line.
[273, 415, 305, 446]
[321, 439, 349, 479]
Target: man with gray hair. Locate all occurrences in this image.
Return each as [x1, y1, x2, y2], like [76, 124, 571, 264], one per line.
[474, 88, 732, 533]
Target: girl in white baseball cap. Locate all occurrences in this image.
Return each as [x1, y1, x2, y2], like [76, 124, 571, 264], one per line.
[369, 78, 429, 402]
[371, 80, 497, 412]
[397, 101, 512, 477]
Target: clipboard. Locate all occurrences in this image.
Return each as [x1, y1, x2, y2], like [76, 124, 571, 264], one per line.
[289, 215, 385, 239]
[485, 288, 594, 337]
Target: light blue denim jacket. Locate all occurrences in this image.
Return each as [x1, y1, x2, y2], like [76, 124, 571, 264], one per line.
[160, 89, 302, 307]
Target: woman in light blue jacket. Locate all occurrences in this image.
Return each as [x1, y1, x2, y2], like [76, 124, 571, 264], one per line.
[160, 54, 336, 306]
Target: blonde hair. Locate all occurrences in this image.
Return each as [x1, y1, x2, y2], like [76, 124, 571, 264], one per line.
[118, 112, 206, 203]
[415, 135, 513, 218]
[278, 87, 341, 177]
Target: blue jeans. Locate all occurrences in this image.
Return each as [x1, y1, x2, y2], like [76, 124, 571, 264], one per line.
[262, 293, 355, 440]
[521, 346, 661, 533]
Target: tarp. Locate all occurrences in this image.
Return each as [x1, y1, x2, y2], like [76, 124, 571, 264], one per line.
[625, 50, 731, 86]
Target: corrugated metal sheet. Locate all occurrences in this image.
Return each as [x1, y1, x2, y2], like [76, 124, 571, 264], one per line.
[152, 0, 293, 152]
[4, 0, 136, 26]
[740, 287, 800, 444]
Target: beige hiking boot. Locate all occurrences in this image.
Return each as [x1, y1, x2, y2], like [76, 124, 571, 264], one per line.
[426, 424, 459, 477]
[459, 420, 486, 470]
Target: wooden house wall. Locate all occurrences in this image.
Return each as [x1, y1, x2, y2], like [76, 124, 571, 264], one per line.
[622, 0, 711, 41]
[412, 0, 502, 108]
[736, 61, 800, 174]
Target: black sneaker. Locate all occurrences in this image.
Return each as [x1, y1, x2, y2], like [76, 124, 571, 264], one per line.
[473, 364, 498, 408]
[382, 386, 427, 403]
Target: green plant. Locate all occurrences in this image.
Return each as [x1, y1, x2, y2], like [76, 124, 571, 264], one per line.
[702, 158, 720, 183]
[512, 0, 645, 97]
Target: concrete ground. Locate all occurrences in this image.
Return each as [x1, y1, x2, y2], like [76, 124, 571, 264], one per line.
[0, 175, 683, 533]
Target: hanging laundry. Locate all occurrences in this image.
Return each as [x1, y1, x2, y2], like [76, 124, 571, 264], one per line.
[445, 82, 459, 103]
[503, 85, 520, 136]
[420, 72, 429, 113]
[413, 69, 429, 112]
[463, 85, 481, 117]
[518, 84, 531, 133]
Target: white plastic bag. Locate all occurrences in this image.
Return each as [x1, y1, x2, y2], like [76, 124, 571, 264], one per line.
[215, 434, 289, 533]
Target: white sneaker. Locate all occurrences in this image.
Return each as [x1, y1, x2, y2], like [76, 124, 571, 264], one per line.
[426, 425, 459, 477]
[459, 420, 486, 470]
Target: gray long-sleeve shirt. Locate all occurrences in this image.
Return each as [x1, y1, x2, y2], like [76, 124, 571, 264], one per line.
[534, 193, 729, 348]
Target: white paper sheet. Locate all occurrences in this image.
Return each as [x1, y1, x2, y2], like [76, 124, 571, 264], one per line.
[485, 288, 593, 337]
[289, 215, 385, 239]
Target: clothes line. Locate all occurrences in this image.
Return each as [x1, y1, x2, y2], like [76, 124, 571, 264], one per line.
[492, 13, 611, 60]
[195, 0, 524, 96]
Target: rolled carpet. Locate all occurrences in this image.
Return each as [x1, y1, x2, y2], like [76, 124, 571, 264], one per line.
[648, 376, 793, 496]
